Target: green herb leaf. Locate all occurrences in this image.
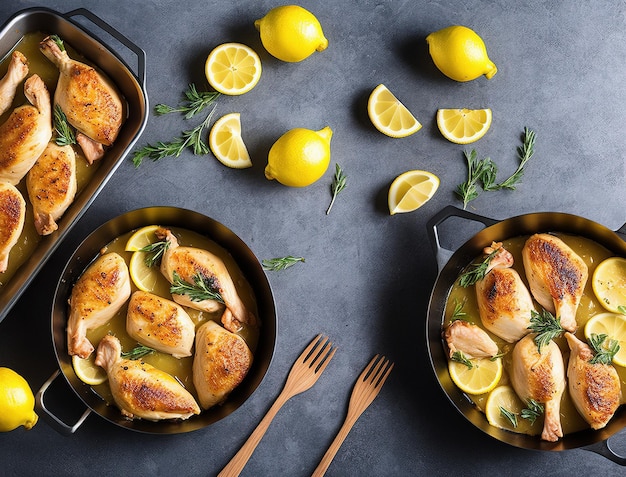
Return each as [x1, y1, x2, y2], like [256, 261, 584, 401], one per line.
[589, 333, 621, 365]
[326, 163, 347, 215]
[170, 271, 224, 303]
[155, 84, 220, 120]
[528, 309, 564, 354]
[53, 105, 76, 146]
[618, 305, 626, 315]
[139, 241, 170, 268]
[121, 345, 155, 360]
[520, 399, 544, 424]
[450, 298, 467, 321]
[500, 407, 518, 428]
[495, 127, 536, 190]
[450, 351, 473, 369]
[262, 256, 305, 271]
[49, 34, 65, 51]
[458, 247, 499, 288]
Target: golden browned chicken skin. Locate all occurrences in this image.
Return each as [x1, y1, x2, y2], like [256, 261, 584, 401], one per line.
[0, 74, 52, 185]
[95, 334, 200, 421]
[26, 142, 77, 235]
[193, 320, 253, 409]
[67, 252, 131, 358]
[444, 320, 499, 359]
[0, 50, 29, 115]
[0, 182, 26, 273]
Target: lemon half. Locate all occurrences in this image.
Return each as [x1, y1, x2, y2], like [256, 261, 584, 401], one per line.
[448, 356, 502, 395]
[205, 43, 262, 95]
[209, 113, 252, 169]
[437, 108, 492, 144]
[367, 84, 422, 138]
[485, 385, 541, 435]
[592, 257, 626, 313]
[129, 251, 160, 293]
[584, 312, 626, 367]
[125, 225, 160, 252]
[72, 354, 107, 386]
[388, 170, 439, 215]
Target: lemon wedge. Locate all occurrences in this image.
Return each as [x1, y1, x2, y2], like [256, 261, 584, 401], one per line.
[125, 225, 160, 252]
[388, 170, 439, 215]
[72, 354, 107, 386]
[129, 251, 160, 293]
[485, 386, 541, 435]
[367, 84, 422, 138]
[592, 257, 626, 313]
[448, 356, 502, 395]
[584, 312, 626, 367]
[209, 113, 252, 169]
[205, 43, 262, 95]
[436, 108, 492, 144]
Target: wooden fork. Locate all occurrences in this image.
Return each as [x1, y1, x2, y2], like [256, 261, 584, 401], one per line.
[218, 334, 337, 477]
[311, 354, 394, 477]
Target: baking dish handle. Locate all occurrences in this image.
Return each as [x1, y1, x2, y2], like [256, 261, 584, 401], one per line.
[35, 370, 91, 436]
[63, 8, 146, 86]
[426, 205, 498, 272]
[584, 431, 626, 465]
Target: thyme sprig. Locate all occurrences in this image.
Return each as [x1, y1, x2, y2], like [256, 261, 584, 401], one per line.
[121, 345, 155, 360]
[170, 271, 224, 303]
[528, 309, 564, 354]
[589, 333, 621, 365]
[154, 84, 220, 120]
[458, 247, 499, 287]
[262, 256, 305, 271]
[326, 163, 347, 215]
[450, 351, 473, 369]
[53, 105, 76, 146]
[139, 241, 170, 268]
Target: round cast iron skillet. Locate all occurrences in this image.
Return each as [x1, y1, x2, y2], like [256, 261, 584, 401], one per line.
[426, 205, 626, 464]
[36, 207, 276, 434]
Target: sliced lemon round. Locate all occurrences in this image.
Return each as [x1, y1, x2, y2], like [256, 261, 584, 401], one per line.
[367, 84, 422, 138]
[448, 356, 502, 395]
[72, 354, 107, 385]
[205, 43, 262, 96]
[592, 257, 626, 313]
[129, 251, 160, 293]
[436, 108, 492, 144]
[584, 312, 626, 367]
[485, 386, 541, 435]
[125, 225, 160, 252]
[209, 112, 252, 169]
[388, 170, 439, 215]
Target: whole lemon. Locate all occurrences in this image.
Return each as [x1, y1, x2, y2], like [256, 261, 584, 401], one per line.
[426, 25, 497, 82]
[254, 5, 328, 62]
[0, 367, 38, 432]
[265, 126, 333, 187]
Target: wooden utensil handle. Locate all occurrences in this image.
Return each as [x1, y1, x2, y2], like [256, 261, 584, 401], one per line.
[311, 418, 355, 477]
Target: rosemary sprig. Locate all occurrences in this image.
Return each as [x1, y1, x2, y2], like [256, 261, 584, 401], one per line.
[326, 163, 347, 215]
[449, 298, 467, 321]
[49, 34, 65, 51]
[618, 305, 626, 315]
[121, 345, 155, 360]
[458, 247, 499, 287]
[154, 84, 220, 120]
[139, 241, 170, 268]
[262, 256, 305, 271]
[170, 271, 224, 303]
[528, 309, 564, 354]
[589, 333, 621, 365]
[132, 105, 216, 167]
[53, 105, 76, 146]
[450, 351, 473, 369]
[500, 407, 518, 428]
[520, 399, 544, 424]
[496, 127, 536, 190]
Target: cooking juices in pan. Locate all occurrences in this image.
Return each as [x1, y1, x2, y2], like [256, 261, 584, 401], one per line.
[443, 233, 626, 437]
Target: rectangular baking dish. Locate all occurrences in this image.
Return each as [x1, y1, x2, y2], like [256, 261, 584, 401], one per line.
[0, 7, 148, 323]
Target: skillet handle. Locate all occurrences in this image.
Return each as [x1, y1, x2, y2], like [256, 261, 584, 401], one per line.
[63, 8, 147, 88]
[426, 205, 498, 272]
[583, 430, 626, 466]
[34, 370, 91, 436]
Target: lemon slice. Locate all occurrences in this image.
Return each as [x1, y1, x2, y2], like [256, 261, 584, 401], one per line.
[367, 84, 422, 138]
[72, 354, 107, 386]
[205, 43, 262, 95]
[436, 108, 492, 144]
[129, 251, 160, 292]
[209, 113, 252, 169]
[388, 170, 439, 215]
[448, 356, 502, 395]
[592, 257, 626, 313]
[584, 312, 626, 367]
[485, 386, 541, 435]
[125, 225, 160, 252]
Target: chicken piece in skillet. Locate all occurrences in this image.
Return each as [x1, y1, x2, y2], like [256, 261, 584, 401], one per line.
[39, 35, 123, 162]
[444, 319, 499, 359]
[0, 182, 26, 273]
[475, 242, 535, 343]
[95, 334, 200, 421]
[0, 74, 52, 185]
[565, 332, 621, 430]
[510, 333, 566, 442]
[126, 290, 195, 359]
[193, 320, 253, 409]
[26, 142, 76, 235]
[522, 233, 588, 333]
[67, 252, 131, 358]
[156, 227, 257, 333]
[0, 51, 29, 115]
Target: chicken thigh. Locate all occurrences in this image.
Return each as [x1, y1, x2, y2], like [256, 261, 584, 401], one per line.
[126, 290, 195, 358]
[565, 332, 621, 430]
[39, 36, 123, 155]
[444, 320, 499, 359]
[95, 334, 200, 421]
[0, 182, 26, 273]
[0, 74, 52, 185]
[475, 243, 535, 343]
[157, 227, 257, 333]
[193, 320, 253, 409]
[522, 234, 588, 332]
[511, 333, 566, 442]
[0, 51, 29, 115]
[26, 142, 76, 235]
[67, 252, 131, 358]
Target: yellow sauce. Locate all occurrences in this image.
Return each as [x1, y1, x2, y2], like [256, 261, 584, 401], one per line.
[444, 233, 626, 436]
